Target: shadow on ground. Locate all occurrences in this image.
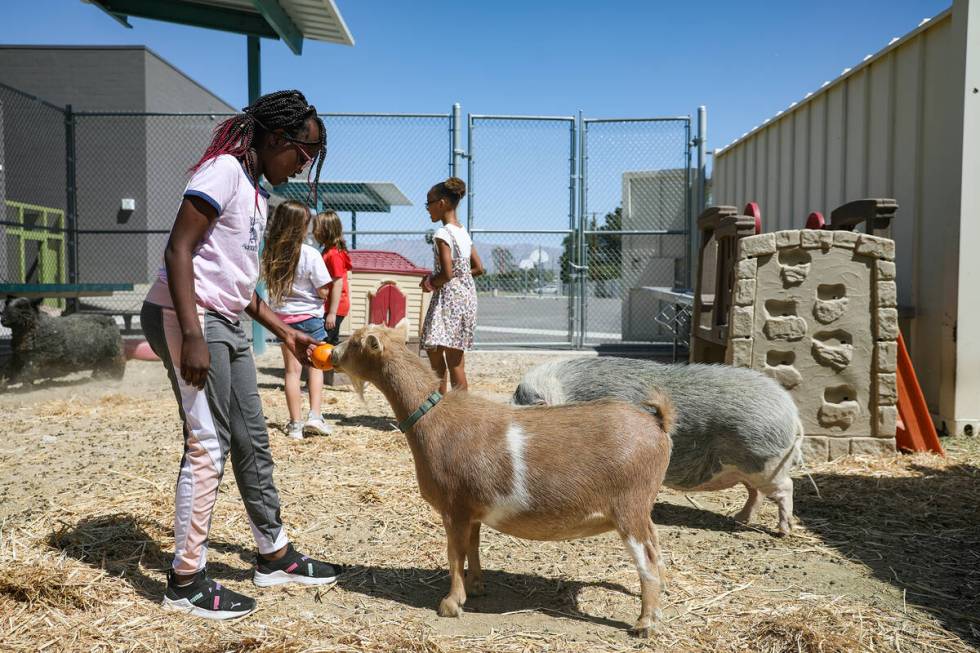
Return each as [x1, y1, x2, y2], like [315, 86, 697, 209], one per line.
[795, 463, 980, 647]
[338, 564, 637, 631]
[46, 513, 256, 602]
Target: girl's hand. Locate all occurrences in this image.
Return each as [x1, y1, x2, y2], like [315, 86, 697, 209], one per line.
[420, 275, 434, 293]
[284, 329, 318, 365]
[326, 313, 337, 330]
[180, 332, 210, 390]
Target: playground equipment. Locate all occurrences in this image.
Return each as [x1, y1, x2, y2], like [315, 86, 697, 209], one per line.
[690, 198, 942, 460]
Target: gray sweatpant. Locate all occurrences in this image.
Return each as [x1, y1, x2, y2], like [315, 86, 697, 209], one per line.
[141, 301, 288, 574]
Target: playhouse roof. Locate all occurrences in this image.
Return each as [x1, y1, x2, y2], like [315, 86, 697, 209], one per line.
[350, 250, 431, 277]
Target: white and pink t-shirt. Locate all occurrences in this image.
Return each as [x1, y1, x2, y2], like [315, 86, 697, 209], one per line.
[269, 243, 333, 321]
[145, 154, 268, 321]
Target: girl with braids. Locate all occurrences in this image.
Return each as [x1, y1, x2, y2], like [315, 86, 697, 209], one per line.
[140, 90, 338, 621]
[262, 200, 334, 440]
[419, 177, 484, 393]
[312, 210, 352, 346]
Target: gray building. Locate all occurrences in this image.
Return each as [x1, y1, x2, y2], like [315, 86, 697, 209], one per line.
[0, 45, 235, 286]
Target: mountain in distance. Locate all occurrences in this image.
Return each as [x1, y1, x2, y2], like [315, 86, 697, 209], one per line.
[360, 237, 564, 274]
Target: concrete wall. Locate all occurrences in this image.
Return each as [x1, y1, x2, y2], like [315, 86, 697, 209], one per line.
[711, 1, 978, 436]
[620, 168, 688, 341]
[0, 46, 236, 290]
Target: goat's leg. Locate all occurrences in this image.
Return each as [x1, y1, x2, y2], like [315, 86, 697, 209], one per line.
[765, 476, 795, 536]
[438, 516, 470, 617]
[733, 483, 762, 525]
[464, 522, 485, 596]
[646, 520, 668, 592]
[619, 520, 664, 638]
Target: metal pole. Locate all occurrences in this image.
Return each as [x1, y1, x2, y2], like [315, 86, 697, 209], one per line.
[247, 36, 261, 105]
[684, 118, 692, 290]
[247, 35, 267, 354]
[567, 117, 576, 344]
[577, 111, 587, 349]
[450, 103, 461, 178]
[694, 106, 707, 291]
[64, 104, 79, 313]
[351, 211, 357, 249]
[466, 114, 474, 231]
[697, 105, 707, 215]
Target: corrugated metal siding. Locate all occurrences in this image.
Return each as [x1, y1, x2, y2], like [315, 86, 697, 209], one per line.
[713, 8, 964, 421]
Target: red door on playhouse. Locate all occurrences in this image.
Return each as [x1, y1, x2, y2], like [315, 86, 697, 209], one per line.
[368, 283, 406, 327]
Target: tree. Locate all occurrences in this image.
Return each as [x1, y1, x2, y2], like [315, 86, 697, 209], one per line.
[491, 246, 516, 275]
[560, 207, 622, 284]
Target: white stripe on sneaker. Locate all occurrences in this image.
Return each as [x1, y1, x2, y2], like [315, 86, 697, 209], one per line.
[161, 596, 255, 620]
[252, 568, 337, 587]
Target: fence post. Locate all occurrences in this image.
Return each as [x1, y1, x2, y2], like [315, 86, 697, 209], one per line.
[567, 117, 577, 345]
[450, 103, 461, 178]
[694, 105, 707, 290]
[64, 104, 79, 312]
[684, 117, 693, 290]
[577, 110, 587, 349]
[466, 114, 474, 231]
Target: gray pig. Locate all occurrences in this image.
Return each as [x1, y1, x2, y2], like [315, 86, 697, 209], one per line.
[1, 297, 126, 386]
[513, 357, 803, 535]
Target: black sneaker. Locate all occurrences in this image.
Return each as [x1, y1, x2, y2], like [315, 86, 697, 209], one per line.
[161, 569, 256, 620]
[253, 543, 339, 587]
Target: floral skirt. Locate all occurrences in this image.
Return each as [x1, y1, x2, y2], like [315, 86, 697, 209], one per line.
[421, 275, 477, 351]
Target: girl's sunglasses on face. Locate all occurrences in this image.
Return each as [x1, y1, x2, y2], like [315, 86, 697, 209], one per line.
[425, 198, 442, 208]
[288, 140, 317, 171]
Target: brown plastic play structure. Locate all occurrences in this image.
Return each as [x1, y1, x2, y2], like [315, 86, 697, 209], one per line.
[690, 198, 943, 458]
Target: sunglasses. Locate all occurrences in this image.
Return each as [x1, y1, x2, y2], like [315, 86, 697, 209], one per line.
[425, 198, 443, 208]
[284, 135, 321, 170]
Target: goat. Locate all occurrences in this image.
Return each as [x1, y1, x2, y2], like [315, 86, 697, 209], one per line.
[330, 323, 674, 637]
[513, 357, 804, 535]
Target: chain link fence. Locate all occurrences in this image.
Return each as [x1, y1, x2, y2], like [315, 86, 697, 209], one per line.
[468, 116, 576, 345]
[0, 79, 699, 351]
[0, 83, 69, 300]
[580, 118, 691, 346]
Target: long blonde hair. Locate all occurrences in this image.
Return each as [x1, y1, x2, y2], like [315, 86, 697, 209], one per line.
[261, 200, 311, 306]
[312, 210, 347, 251]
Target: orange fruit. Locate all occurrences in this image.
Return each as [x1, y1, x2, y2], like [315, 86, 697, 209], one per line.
[310, 343, 334, 371]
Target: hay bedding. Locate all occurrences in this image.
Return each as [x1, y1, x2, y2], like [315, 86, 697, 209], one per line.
[0, 352, 977, 652]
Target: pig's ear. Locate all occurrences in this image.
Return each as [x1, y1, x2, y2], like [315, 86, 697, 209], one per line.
[390, 318, 409, 344]
[365, 333, 384, 354]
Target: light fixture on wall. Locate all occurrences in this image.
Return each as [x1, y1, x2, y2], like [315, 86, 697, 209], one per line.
[121, 198, 136, 211]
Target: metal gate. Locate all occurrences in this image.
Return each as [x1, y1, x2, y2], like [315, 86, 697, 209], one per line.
[466, 112, 697, 348]
[466, 114, 577, 346]
[578, 116, 692, 347]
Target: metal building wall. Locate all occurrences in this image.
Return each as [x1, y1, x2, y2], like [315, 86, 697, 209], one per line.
[712, 1, 978, 435]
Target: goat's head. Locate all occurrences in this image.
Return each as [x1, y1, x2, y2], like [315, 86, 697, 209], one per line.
[330, 319, 410, 395]
[0, 297, 42, 330]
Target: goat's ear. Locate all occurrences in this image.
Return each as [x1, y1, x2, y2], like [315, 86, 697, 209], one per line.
[390, 318, 409, 344]
[365, 333, 384, 353]
[30, 297, 44, 311]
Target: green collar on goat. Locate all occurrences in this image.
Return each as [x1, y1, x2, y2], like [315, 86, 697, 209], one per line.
[397, 391, 443, 433]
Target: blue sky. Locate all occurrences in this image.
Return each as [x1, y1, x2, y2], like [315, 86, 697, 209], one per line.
[0, 1, 950, 147]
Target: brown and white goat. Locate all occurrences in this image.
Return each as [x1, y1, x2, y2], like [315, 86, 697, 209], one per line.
[330, 324, 675, 636]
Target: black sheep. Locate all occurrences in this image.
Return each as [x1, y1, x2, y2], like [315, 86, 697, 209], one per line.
[1, 298, 126, 386]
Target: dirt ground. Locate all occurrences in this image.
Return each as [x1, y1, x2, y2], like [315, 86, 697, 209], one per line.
[0, 351, 977, 652]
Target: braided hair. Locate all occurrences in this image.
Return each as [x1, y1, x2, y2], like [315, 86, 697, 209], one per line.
[190, 89, 326, 206]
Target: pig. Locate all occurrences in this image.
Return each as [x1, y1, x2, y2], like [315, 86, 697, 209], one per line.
[513, 357, 803, 535]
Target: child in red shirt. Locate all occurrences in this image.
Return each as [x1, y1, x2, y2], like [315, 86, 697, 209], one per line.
[312, 210, 351, 344]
